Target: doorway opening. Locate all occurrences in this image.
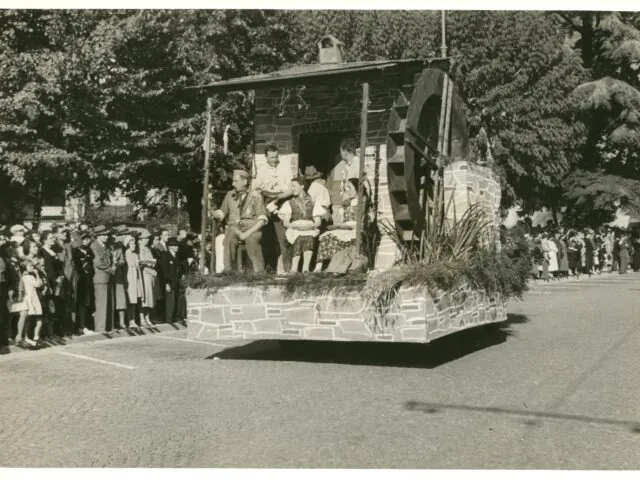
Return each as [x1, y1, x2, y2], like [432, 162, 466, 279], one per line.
[298, 130, 356, 206]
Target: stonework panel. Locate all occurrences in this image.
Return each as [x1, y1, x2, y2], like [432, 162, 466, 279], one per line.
[187, 280, 507, 344]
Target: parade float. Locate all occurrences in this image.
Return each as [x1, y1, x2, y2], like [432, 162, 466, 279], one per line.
[184, 34, 530, 346]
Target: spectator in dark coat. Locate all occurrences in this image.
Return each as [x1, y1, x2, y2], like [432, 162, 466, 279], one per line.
[74, 232, 95, 334]
[40, 231, 66, 336]
[158, 237, 185, 323]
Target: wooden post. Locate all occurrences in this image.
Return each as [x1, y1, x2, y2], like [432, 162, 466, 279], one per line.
[199, 98, 213, 274]
[354, 82, 369, 259]
[440, 10, 448, 59]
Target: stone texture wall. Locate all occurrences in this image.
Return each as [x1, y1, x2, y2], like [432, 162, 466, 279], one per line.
[443, 161, 502, 246]
[186, 283, 507, 344]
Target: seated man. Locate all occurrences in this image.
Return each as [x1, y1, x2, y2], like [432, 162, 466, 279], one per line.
[213, 169, 267, 273]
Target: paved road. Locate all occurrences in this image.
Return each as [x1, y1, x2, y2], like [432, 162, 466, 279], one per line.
[1, 272, 640, 468]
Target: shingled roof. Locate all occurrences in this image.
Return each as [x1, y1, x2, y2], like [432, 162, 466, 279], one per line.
[189, 59, 428, 93]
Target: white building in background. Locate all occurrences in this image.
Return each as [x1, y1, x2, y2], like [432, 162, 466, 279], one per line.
[502, 206, 638, 229]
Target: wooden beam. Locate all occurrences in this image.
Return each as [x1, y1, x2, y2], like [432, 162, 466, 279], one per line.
[355, 82, 369, 260]
[209, 133, 218, 275]
[199, 97, 213, 274]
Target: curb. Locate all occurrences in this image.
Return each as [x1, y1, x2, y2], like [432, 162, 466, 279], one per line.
[530, 270, 640, 287]
[0, 321, 188, 355]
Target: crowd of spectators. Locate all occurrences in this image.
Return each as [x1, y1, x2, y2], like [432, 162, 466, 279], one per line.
[0, 223, 199, 349]
[521, 219, 640, 280]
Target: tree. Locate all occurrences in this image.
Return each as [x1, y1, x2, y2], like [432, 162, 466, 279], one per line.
[292, 12, 587, 215]
[73, 10, 302, 230]
[0, 10, 103, 222]
[558, 12, 640, 224]
[443, 11, 588, 213]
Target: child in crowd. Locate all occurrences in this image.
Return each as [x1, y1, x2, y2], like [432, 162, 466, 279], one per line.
[21, 259, 43, 346]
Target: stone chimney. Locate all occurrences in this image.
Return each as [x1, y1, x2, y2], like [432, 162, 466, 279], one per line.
[318, 35, 344, 64]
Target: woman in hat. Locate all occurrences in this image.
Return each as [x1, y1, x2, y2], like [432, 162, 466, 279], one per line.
[110, 232, 128, 330]
[137, 231, 157, 327]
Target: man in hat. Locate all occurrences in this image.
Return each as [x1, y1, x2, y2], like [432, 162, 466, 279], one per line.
[53, 224, 78, 335]
[158, 237, 185, 323]
[305, 165, 332, 224]
[213, 169, 268, 273]
[91, 225, 115, 333]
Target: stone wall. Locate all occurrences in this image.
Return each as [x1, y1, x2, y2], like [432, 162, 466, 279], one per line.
[186, 283, 507, 344]
[443, 161, 502, 246]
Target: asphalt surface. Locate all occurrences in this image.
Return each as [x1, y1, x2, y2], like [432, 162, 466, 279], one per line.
[1, 272, 640, 468]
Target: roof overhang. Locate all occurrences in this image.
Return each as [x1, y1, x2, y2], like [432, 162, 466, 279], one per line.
[187, 58, 447, 94]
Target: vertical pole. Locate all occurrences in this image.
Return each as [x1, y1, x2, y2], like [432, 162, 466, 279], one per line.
[440, 10, 447, 59]
[199, 97, 213, 274]
[354, 82, 369, 259]
[209, 136, 218, 276]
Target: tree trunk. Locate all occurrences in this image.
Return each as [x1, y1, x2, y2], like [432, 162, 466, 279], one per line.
[551, 205, 559, 226]
[580, 12, 594, 68]
[33, 182, 44, 230]
[185, 188, 203, 233]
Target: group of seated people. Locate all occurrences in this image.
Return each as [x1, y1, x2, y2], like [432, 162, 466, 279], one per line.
[212, 140, 371, 275]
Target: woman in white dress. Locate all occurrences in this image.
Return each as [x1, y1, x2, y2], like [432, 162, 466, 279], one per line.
[547, 233, 559, 277]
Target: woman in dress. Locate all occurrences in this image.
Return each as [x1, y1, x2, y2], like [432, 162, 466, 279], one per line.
[2, 243, 28, 345]
[619, 232, 631, 274]
[315, 178, 368, 272]
[278, 177, 323, 273]
[547, 232, 559, 279]
[111, 236, 128, 331]
[556, 230, 570, 278]
[137, 232, 157, 327]
[125, 236, 144, 329]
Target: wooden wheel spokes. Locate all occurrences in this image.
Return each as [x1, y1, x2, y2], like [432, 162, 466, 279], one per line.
[385, 67, 470, 243]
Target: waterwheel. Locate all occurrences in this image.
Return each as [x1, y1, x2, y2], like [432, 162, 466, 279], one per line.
[386, 67, 470, 241]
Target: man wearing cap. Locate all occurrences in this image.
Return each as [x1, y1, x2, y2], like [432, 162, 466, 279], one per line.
[158, 237, 185, 323]
[91, 225, 115, 333]
[253, 144, 292, 273]
[213, 169, 268, 273]
[305, 165, 332, 224]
